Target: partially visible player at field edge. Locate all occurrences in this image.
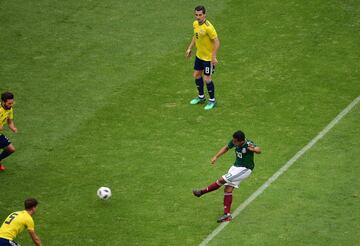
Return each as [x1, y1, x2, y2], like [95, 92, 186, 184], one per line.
[0, 92, 17, 171]
[0, 198, 42, 246]
[193, 130, 261, 223]
[185, 5, 220, 110]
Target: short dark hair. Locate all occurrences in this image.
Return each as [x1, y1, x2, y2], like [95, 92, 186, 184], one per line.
[195, 5, 206, 14]
[1, 92, 14, 102]
[24, 198, 38, 210]
[233, 130, 245, 141]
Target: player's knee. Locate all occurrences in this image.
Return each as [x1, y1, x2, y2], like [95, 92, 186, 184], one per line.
[224, 185, 234, 193]
[7, 145, 15, 153]
[218, 178, 226, 185]
[204, 77, 212, 83]
[193, 71, 202, 79]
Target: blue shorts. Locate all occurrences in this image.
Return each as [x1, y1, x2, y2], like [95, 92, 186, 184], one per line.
[0, 238, 20, 246]
[0, 135, 11, 149]
[194, 56, 215, 75]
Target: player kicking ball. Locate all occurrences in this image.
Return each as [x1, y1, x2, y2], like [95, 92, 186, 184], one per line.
[193, 130, 261, 223]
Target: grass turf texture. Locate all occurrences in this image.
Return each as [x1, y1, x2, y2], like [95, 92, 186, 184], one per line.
[0, 0, 359, 245]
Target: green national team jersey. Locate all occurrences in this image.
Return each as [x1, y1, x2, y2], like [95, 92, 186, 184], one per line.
[228, 139, 257, 170]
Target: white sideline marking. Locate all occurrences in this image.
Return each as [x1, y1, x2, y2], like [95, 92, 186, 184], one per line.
[199, 95, 360, 246]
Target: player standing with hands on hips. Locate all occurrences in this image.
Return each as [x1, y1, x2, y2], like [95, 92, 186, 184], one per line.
[193, 130, 262, 223]
[0, 92, 17, 171]
[185, 5, 220, 110]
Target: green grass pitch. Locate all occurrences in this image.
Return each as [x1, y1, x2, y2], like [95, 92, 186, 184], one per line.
[0, 0, 359, 245]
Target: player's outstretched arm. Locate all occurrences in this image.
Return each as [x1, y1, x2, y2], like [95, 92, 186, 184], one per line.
[7, 119, 17, 133]
[28, 230, 42, 246]
[211, 145, 229, 164]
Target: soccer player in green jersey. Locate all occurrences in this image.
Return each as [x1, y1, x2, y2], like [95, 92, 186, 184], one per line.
[193, 130, 262, 223]
[185, 5, 220, 110]
[0, 92, 17, 171]
[0, 198, 42, 246]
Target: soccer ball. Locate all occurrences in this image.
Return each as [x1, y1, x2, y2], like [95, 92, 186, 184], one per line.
[97, 187, 112, 200]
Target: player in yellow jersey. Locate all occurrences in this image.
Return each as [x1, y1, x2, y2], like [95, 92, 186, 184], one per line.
[0, 92, 17, 171]
[0, 198, 42, 246]
[185, 5, 220, 110]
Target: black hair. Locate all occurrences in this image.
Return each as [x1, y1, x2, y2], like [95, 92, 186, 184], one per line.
[24, 198, 38, 210]
[195, 5, 206, 14]
[233, 130, 245, 141]
[1, 92, 14, 102]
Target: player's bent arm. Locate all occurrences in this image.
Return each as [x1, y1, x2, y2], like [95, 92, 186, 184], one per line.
[28, 230, 42, 246]
[247, 144, 261, 154]
[0, 124, 3, 131]
[253, 146, 262, 154]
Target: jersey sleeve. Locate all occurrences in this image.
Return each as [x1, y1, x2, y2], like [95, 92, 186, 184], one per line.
[0, 110, 4, 126]
[207, 24, 218, 40]
[193, 20, 197, 29]
[227, 140, 234, 149]
[247, 140, 257, 147]
[26, 216, 35, 231]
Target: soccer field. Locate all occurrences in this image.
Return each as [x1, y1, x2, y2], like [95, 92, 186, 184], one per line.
[0, 0, 359, 245]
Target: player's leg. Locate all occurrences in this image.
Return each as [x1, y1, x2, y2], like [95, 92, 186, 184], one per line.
[223, 185, 234, 215]
[0, 135, 15, 171]
[203, 63, 216, 110]
[0, 144, 15, 161]
[217, 166, 252, 223]
[190, 57, 206, 105]
[192, 177, 226, 197]
[216, 185, 234, 223]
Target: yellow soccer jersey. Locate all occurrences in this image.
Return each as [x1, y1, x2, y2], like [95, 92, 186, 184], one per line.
[0, 106, 13, 131]
[0, 211, 34, 240]
[193, 20, 218, 61]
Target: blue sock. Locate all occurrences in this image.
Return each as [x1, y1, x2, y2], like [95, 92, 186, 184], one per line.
[206, 81, 215, 101]
[195, 78, 204, 98]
